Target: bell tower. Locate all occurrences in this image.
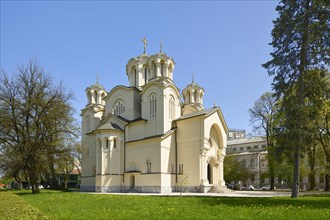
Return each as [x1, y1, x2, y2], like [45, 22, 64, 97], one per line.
[85, 80, 107, 107]
[182, 77, 205, 115]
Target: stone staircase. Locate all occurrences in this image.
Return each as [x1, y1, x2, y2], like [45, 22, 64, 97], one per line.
[207, 185, 232, 193]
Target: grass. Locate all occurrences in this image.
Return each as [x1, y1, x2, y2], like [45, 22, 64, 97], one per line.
[0, 191, 49, 219]
[1, 190, 329, 219]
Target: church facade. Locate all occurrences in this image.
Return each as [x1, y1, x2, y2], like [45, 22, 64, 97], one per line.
[80, 45, 228, 193]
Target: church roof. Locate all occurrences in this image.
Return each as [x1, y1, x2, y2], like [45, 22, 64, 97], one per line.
[188, 81, 204, 90]
[86, 82, 106, 91]
[95, 122, 124, 132]
[175, 108, 217, 121]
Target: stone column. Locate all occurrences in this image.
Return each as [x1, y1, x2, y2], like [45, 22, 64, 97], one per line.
[196, 90, 201, 103]
[218, 155, 225, 186]
[165, 62, 169, 78]
[156, 60, 161, 77]
[96, 139, 102, 175]
[108, 139, 113, 175]
[190, 89, 195, 103]
[200, 149, 208, 186]
[90, 90, 95, 104]
[136, 65, 143, 88]
[97, 91, 102, 104]
[101, 139, 104, 175]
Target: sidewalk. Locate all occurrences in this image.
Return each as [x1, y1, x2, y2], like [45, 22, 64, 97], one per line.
[92, 190, 330, 198]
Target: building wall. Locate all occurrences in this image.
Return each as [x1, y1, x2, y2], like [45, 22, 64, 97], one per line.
[226, 137, 326, 190]
[80, 52, 228, 193]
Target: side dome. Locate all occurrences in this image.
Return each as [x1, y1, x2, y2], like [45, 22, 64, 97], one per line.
[85, 82, 107, 106]
[126, 54, 150, 89]
[148, 52, 175, 81]
[182, 79, 205, 114]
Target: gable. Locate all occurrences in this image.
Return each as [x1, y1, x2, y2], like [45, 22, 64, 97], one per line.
[94, 113, 127, 132]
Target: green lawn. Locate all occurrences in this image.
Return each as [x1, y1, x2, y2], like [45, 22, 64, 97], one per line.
[1, 190, 329, 219]
[0, 191, 49, 219]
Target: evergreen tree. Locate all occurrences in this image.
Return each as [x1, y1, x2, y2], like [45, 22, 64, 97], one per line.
[263, 0, 329, 198]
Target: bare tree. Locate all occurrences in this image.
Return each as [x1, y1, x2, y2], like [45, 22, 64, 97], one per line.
[249, 92, 278, 190]
[0, 59, 78, 193]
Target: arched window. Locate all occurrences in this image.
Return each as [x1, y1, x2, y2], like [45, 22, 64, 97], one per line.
[194, 91, 197, 103]
[168, 63, 173, 79]
[106, 138, 109, 149]
[113, 139, 117, 149]
[113, 100, 125, 115]
[152, 61, 157, 78]
[169, 95, 175, 120]
[94, 91, 98, 104]
[149, 94, 157, 119]
[85, 116, 91, 133]
[87, 92, 91, 104]
[134, 69, 137, 87]
[161, 60, 165, 77]
[101, 93, 105, 105]
[144, 67, 148, 84]
[187, 91, 191, 103]
[146, 160, 151, 173]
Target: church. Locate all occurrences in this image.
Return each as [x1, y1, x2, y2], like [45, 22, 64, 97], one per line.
[80, 40, 229, 193]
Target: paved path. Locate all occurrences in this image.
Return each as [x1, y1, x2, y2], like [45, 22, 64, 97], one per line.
[90, 190, 330, 198]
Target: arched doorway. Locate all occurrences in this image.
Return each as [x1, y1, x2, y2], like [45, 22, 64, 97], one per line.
[130, 175, 135, 188]
[207, 163, 213, 184]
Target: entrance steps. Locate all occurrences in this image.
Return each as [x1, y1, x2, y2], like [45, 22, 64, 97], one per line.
[208, 185, 232, 193]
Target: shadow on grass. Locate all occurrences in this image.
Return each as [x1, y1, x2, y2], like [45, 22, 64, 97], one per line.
[192, 194, 330, 210]
[14, 188, 78, 196]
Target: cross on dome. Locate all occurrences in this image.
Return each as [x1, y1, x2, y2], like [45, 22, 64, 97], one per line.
[141, 37, 148, 54]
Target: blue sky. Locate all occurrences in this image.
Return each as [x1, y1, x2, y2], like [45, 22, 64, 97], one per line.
[1, 0, 279, 134]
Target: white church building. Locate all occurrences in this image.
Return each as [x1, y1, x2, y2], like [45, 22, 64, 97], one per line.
[81, 42, 229, 193]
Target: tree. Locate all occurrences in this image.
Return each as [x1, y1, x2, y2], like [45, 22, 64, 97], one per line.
[224, 156, 254, 189]
[262, 0, 330, 198]
[273, 69, 329, 191]
[176, 173, 188, 204]
[0, 60, 78, 193]
[249, 92, 278, 190]
[313, 70, 330, 190]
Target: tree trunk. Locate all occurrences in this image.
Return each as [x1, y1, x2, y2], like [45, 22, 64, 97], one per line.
[29, 169, 40, 194]
[308, 172, 315, 190]
[325, 174, 330, 191]
[292, 0, 311, 199]
[292, 146, 300, 197]
[269, 157, 276, 190]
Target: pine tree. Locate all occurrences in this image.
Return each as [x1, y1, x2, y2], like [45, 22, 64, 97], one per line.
[263, 0, 330, 198]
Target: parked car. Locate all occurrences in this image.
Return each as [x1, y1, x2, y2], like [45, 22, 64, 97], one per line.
[243, 185, 255, 190]
[226, 183, 234, 189]
[261, 185, 276, 190]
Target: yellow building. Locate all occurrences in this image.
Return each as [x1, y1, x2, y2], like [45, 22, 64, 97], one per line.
[80, 44, 228, 193]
